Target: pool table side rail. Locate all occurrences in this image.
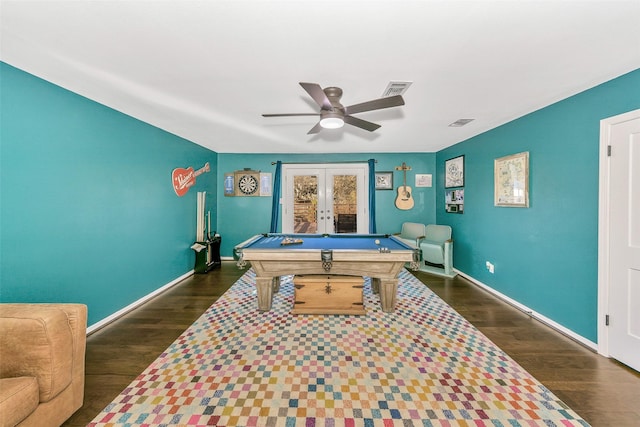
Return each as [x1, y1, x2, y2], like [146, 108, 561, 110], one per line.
[238, 249, 414, 262]
[249, 259, 409, 280]
[236, 234, 415, 249]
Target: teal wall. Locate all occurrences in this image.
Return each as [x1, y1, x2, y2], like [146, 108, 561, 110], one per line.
[0, 63, 218, 326]
[217, 153, 436, 256]
[436, 69, 640, 342]
[3, 59, 639, 343]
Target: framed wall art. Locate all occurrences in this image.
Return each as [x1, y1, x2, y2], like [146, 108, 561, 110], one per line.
[375, 171, 393, 190]
[445, 189, 464, 214]
[415, 174, 432, 187]
[223, 173, 235, 196]
[445, 155, 464, 188]
[494, 151, 529, 207]
[259, 172, 272, 196]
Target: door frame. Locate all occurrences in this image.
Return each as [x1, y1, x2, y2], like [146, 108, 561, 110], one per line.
[597, 108, 640, 357]
[281, 163, 369, 234]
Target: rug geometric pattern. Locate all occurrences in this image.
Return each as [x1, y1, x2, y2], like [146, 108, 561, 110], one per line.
[89, 269, 590, 426]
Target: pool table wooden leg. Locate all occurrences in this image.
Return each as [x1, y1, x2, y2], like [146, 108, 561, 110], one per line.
[371, 277, 380, 294]
[256, 277, 275, 311]
[372, 278, 398, 313]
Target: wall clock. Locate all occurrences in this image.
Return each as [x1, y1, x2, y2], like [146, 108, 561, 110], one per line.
[234, 170, 260, 196]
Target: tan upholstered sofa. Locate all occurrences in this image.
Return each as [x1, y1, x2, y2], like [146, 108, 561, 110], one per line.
[0, 304, 87, 427]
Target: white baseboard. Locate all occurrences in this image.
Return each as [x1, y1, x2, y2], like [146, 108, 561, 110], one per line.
[87, 270, 194, 335]
[455, 269, 598, 352]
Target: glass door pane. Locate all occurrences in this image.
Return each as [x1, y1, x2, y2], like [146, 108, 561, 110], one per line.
[333, 174, 357, 233]
[293, 175, 318, 234]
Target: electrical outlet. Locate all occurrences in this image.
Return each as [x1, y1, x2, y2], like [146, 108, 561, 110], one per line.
[486, 261, 495, 274]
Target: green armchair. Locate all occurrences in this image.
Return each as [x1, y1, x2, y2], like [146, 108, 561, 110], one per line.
[420, 224, 455, 277]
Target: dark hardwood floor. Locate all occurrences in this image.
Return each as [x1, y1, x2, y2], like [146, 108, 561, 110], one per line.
[64, 262, 640, 426]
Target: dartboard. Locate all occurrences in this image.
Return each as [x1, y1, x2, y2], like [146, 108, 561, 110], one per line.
[238, 174, 258, 195]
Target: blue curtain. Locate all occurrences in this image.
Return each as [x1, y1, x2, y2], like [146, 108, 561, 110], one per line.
[269, 161, 282, 233]
[368, 159, 377, 233]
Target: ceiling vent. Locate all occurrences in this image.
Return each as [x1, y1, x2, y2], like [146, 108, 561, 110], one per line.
[448, 118, 475, 127]
[382, 81, 412, 97]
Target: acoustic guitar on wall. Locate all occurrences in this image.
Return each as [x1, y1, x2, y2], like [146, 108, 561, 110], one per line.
[395, 162, 414, 210]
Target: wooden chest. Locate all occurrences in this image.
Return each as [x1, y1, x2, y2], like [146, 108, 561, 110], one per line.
[292, 275, 365, 315]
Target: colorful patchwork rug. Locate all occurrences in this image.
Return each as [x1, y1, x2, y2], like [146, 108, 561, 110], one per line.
[89, 270, 590, 426]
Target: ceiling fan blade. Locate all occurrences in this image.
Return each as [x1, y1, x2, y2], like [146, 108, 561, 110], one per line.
[345, 95, 404, 115]
[299, 82, 332, 110]
[344, 115, 381, 132]
[262, 113, 320, 117]
[307, 122, 324, 134]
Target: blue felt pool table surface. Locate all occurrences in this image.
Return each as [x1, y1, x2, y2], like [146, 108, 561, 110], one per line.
[240, 233, 413, 251]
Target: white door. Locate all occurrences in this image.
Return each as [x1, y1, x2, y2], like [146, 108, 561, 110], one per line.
[599, 109, 640, 372]
[282, 164, 368, 234]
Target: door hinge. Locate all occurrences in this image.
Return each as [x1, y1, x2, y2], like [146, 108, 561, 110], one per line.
[605, 314, 610, 326]
[607, 145, 612, 156]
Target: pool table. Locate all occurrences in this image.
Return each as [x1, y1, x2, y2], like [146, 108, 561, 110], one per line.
[234, 233, 420, 313]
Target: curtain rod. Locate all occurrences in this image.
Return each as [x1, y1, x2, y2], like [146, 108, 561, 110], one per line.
[271, 160, 377, 165]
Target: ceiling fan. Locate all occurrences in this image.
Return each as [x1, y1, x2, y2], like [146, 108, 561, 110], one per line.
[262, 82, 405, 134]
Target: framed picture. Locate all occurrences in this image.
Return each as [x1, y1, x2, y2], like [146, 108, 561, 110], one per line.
[446, 189, 464, 214]
[445, 155, 464, 188]
[494, 151, 529, 207]
[259, 172, 272, 196]
[223, 173, 235, 196]
[375, 171, 393, 190]
[415, 174, 432, 187]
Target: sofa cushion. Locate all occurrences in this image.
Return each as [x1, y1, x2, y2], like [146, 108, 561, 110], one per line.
[0, 306, 73, 402]
[0, 377, 39, 427]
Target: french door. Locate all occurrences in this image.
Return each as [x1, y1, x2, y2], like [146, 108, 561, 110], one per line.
[282, 163, 368, 234]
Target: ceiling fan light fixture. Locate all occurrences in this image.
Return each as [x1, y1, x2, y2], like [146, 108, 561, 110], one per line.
[264, 83, 405, 134]
[320, 112, 344, 129]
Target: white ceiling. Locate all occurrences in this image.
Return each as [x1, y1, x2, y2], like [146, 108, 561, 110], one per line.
[2, 1, 639, 154]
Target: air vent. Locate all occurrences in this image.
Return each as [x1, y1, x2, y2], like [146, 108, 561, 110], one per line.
[382, 81, 412, 97]
[448, 118, 475, 127]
